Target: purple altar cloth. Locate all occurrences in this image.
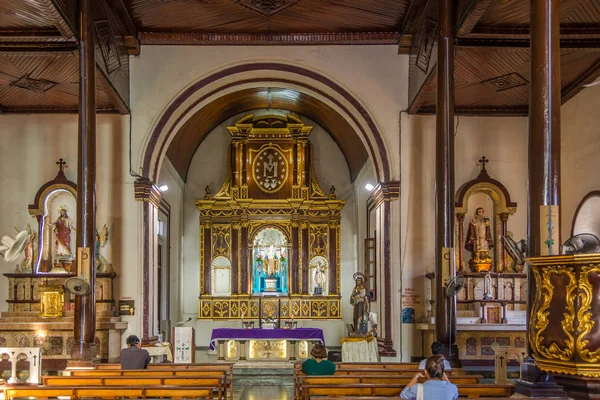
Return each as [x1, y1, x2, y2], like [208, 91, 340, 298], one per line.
[209, 328, 325, 350]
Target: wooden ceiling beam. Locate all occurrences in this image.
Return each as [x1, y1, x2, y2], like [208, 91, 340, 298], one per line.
[456, 38, 600, 49]
[467, 26, 600, 40]
[38, 0, 78, 39]
[0, 42, 78, 54]
[456, 0, 493, 36]
[139, 31, 400, 46]
[408, 68, 436, 114]
[417, 106, 529, 116]
[398, 0, 430, 54]
[562, 58, 600, 104]
[104, 0, 140, 55]
[0, 28, 65, 40]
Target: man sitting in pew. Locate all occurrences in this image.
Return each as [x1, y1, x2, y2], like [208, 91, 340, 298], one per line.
[302, 344, 336, 375]
[120, 335, 151, 370]
[401, 354, 458, 400]
[418, 341, 451, 370]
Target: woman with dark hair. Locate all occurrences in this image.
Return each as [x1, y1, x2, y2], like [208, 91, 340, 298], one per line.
[301, 344, 336, 375]
[400, 354, 458, 400]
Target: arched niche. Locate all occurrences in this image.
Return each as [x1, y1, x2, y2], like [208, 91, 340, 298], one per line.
[455, 163, 517, 273]
[309, 255, 328, 296]
[211, 256, 232, 296]
[571, 191, 600, 239]
[251, 226, 289, 295]
[27, 160, 77, 274]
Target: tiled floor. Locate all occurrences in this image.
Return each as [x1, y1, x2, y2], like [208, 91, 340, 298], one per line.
[235, 385, 293, 400]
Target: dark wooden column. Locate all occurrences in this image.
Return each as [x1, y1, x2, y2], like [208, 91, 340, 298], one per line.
[434, 0, 457, 357]
[71, 0, 97, 363]
[527, 0, 561, 260]
[516, 0, 566, 396]
[527, 0, 561, 354]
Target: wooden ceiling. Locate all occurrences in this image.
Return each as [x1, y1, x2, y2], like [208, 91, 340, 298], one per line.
[1, 0, 600, 177]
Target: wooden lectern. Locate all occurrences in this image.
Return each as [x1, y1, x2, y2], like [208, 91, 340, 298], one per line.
[172, 326, 195, 363]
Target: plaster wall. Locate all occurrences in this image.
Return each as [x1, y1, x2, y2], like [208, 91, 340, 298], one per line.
[131, 45, 407, 182]
[0, 114, 142, 346]
[181, 110, 359, 349]
[400, 114, 529, 360]
[561, 84, 600, 241]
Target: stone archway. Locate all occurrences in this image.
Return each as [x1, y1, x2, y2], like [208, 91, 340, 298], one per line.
[140, 63, 392, 184]
[135, 62, 397, 351]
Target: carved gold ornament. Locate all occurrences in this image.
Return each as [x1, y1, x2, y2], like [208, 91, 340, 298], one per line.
[576, 264, 600, 362]
[252, 147, 289, 193]
[532, 266, 576, 361]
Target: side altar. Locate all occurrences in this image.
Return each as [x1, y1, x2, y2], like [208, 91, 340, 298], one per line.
[197, 114, 344, 321]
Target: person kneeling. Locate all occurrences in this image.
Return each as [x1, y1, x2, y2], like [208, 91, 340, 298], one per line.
[400, 354, 458, 400]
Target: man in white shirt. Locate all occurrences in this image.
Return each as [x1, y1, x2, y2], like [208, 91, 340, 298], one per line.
[418, 341, 451, 370]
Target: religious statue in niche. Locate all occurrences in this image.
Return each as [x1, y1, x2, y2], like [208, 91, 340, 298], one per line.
[465, 207, 494, 272]
[252, 227, 289, 295]
[52, 206, 75, 259]
[350, 272, 369, 335]
[309, 256, 328, 296]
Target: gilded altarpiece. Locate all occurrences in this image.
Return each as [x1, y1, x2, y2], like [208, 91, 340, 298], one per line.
[197, 114, 344, 320]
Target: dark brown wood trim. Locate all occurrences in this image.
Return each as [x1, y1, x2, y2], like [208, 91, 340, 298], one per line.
[0, 42, 78, 52]
[104, 0, 137, 38]
[43, 0, 78, 39]
[139, 31, 400, 46]
[0, 107, 120, 114]
[570, 191, 600, 237]
[370, 181, 400, 209]
[0, 28, 64, 39]
[456, 0, 493, 37]
[134, 178, 162, 209]
[417, 106, 528, 116]
[456, 37, 600, 49]
[561, 58, 600, 104]
[398, 0, 430, 54]
[467, 25, 600, 40]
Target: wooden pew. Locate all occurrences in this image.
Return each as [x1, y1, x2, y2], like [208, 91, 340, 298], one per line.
[41, 375, 224, 399]
[295, 374, 482, 399]
[300, 383, 515, 399]
[3, 385, 215, 399]
[68, 363, 234, 399]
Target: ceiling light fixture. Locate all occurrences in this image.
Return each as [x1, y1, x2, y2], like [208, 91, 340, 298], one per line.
[159, 185, 169, 192]
[365, 183, 375, 191]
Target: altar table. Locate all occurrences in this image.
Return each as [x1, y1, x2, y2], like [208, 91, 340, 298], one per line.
[210, 328, 325, 361]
